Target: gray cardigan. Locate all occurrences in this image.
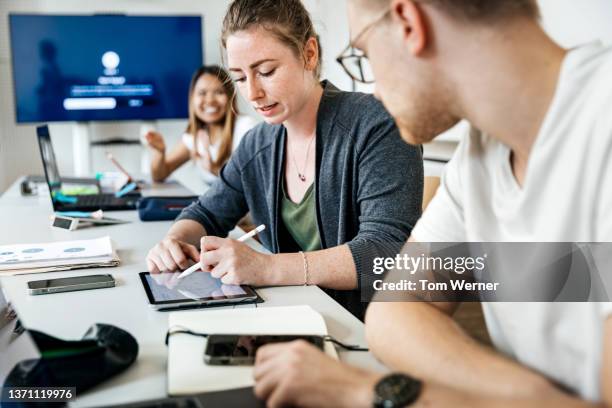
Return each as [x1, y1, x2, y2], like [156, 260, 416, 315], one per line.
[177, 81, 423, 319]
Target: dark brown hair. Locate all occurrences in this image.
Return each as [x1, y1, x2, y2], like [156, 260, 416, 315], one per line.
[221, 0, 323, 79]
[185, 65, 238, 174]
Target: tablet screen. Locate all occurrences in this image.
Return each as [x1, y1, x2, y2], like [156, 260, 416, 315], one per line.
[140, 271, 250, 305]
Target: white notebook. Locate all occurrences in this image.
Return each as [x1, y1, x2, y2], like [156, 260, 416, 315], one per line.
[167, 305, 337, 395]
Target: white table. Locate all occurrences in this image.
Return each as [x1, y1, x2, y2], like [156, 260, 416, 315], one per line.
[0, 178, 385, 407]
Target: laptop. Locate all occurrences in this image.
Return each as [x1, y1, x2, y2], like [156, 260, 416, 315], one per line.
[36, 125, 140, 211]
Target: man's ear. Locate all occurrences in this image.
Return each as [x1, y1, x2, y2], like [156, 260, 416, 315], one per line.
[390, 0, 427, 55]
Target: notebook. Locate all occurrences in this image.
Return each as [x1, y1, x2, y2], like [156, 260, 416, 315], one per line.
[167, 305, 337, 395]
[0, 236, 119, 275]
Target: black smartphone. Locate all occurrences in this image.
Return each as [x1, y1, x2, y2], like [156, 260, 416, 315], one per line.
[27, 274, 115, 295]
[204, 334, 325, 366]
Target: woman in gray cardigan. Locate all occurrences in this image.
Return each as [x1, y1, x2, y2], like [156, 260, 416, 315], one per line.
[146, 0, 423, 319]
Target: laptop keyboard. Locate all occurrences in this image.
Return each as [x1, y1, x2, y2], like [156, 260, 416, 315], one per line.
[77, 193, 132, 206]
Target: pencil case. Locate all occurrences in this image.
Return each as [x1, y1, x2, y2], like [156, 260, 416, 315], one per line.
[137, 196, 199, 221]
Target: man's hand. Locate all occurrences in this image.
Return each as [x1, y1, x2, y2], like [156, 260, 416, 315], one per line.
[253, 340, 381, 408]
[199, 236, 273, 286]
[146, 236, 200, 273]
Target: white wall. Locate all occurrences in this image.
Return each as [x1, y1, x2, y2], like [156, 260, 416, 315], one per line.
[2, 0, 612, 192]
[540, 0, 612, 47]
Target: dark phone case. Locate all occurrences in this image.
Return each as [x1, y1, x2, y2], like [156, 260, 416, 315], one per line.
[28, 275, 115, 294]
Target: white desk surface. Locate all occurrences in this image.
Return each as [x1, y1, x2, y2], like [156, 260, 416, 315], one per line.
[0, 178, 385, 407]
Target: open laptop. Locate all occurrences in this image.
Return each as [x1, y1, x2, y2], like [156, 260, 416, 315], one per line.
[36, 125, 140, 211]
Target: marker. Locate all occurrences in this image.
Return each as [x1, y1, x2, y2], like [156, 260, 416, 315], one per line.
[176, 224, 266, 280]
[115, 182, 138, 198]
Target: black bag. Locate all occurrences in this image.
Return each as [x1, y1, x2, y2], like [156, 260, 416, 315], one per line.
[3, 323, 138, 407]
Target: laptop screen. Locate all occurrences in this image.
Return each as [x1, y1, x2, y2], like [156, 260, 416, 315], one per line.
[36, 125, 62, 197]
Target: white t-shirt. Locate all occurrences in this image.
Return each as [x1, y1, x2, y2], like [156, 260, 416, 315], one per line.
[412, 42, 612, 400]
[182, 114, 258, 185]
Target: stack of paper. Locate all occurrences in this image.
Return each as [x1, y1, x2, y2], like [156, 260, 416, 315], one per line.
[0, 236, 119, 275]
[167, 305, 337, 396]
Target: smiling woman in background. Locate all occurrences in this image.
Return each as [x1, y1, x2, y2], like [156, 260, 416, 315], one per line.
[144, 65, 257, 186]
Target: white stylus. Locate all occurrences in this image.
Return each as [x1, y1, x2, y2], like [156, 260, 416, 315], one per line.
[175, 224, 266, 280]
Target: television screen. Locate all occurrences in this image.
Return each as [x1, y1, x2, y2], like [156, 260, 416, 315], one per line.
[9, 14, 203, 123]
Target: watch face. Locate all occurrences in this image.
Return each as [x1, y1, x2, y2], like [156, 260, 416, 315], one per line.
[375, 373, 422, 407]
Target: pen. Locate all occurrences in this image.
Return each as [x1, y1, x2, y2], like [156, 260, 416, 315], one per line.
[176, 224, 266, 280]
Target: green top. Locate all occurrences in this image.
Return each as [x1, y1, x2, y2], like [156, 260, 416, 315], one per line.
[281, 181, 322, 252]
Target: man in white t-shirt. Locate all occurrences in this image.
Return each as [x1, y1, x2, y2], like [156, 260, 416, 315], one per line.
[251, 0, 612, 407]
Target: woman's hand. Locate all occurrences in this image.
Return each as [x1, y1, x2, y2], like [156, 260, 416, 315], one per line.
[146, 236, 200, 274]
[145, 131, 166, 154]
[199, 236, 274, 286]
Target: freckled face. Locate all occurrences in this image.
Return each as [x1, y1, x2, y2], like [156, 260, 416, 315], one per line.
[227, 27, 314, 125]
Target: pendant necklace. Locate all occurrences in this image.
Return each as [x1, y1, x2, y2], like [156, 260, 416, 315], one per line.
[291, 134, 315, 182]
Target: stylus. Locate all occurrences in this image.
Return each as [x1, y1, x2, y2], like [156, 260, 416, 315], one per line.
[176, 224, 267, 280]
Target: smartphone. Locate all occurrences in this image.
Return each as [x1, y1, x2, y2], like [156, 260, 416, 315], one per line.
[50, 214, 80, 231]
[27, 274, 115, 295]
[204, 334, 325, 366]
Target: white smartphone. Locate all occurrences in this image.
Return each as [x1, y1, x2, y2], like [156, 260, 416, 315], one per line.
[27, 274, 115, 295]
[50, 214, 80, 231]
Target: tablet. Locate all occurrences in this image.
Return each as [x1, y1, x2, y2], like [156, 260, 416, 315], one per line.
[138, 271, 259, 311]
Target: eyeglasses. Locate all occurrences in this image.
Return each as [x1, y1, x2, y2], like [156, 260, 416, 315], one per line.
[336, 9, 391, 84]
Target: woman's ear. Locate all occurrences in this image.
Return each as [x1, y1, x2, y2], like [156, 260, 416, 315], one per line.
[303, 36, 319, 72]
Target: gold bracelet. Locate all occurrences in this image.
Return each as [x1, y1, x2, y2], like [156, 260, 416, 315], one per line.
[299, 251, 309, 286]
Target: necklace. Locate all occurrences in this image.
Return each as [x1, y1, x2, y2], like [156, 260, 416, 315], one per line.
[290, 133, 316, 182]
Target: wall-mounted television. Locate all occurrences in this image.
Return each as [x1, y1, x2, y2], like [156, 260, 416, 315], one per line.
[9, 14, 203, 123]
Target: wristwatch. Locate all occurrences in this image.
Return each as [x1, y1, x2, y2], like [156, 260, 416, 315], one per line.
[372, 373, 423, 408]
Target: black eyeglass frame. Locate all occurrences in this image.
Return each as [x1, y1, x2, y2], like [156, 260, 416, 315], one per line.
[336, 9, 391, 84]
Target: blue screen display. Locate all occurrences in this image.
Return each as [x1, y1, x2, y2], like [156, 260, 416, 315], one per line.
[9, 14, 203, 123]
